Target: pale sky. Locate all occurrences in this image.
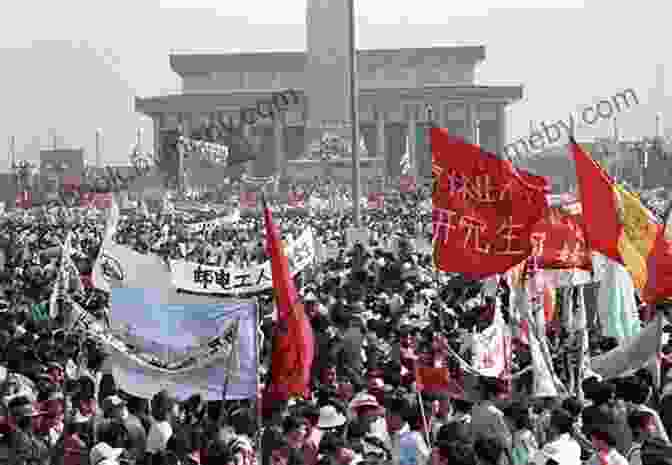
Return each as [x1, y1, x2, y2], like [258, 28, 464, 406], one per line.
[0, 0, 667, 169]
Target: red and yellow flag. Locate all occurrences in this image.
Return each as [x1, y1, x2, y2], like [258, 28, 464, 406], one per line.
[571, 139, 672, 303]
[264, 199, 314, 399]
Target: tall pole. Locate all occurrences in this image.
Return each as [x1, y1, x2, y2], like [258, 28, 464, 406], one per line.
[348, 0, 361, 227]
[9, 136, 15, 169]
[95, 129, 102, 169]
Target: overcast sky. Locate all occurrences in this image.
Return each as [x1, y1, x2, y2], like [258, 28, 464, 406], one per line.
[0, 0, 667, 168]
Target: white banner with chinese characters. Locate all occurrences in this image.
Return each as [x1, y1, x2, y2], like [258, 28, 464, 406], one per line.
[185, 210, 241, 234]
[170, 229, 316, 295]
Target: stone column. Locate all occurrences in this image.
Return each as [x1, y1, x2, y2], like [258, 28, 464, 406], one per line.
[153, 114, 162, 159]
[376, 110, 386, 178]
[241, 123, 254, 177]
[407, 112, 417, 177]
[465, 101, 477, 144]
[274, 111, 286, 178]
[496, 103, 507, 159]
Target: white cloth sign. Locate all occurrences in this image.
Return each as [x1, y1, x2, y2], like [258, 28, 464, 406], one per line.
[170, 229, 316, 295]
[185, 211, 241, 233]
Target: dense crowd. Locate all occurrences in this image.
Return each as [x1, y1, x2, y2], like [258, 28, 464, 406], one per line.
[0, 178, 671, 465]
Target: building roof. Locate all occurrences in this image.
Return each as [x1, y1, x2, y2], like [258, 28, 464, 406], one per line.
[169, 46, 486, 75]
[135, 84, 523, 116]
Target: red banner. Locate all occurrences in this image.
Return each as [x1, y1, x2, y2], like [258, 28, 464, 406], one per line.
[530, 207, 592, 270]
[432, 129, 550, 277]
[288, 191, 305, 208]
[399, 175, 416, 193]
[240, 192, 257, 209]
[367, 192, 384, 210]
[15, 191, 32, 209]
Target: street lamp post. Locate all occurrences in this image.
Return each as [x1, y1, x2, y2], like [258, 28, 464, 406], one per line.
[348, 0, 361, 228]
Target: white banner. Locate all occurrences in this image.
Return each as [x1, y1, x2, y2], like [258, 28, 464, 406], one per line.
[170, 229, 316, 295]
[185, 210, 241, 233]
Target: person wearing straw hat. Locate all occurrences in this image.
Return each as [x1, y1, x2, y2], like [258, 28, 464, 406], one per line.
[317, 405, 347, 432]
[89, 442, 124, 465]
[349, 393, 388, 444]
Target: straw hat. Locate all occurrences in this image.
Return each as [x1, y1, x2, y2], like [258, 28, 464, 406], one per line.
[317, 405, 346, 429]
[90, 442, 124, 465]
[349, 393, 383, 412]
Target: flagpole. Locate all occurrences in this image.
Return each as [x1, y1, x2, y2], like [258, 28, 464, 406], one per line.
[348, 0, 361, 228]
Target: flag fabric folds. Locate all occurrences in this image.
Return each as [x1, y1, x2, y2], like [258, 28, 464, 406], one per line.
[597, 253, 642, 343]
[264, 199, 314, 399]
[571, 139, 672, 303]
[432, 128, 550, 277]
[530, 207, 592, 270]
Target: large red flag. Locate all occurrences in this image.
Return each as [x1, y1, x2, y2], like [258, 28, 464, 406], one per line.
[432, 129, 550, 276]
[571, 139, 672, 303]
[264, 199, 314, 399]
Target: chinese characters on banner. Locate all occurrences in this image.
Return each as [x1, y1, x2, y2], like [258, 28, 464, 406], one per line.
[530, 207, 592, 270]
[81, 192, 114, 209]
[170, 229, 316, 295]
[15, 191, 32, 209]
[367, 192, 384, 210]
[239, 192, 257, 210]
[432, 129, 550, 276]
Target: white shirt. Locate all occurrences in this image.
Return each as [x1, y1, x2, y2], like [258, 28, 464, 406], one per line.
[532, 433, 581, 465]
[146, 420, 173, 454]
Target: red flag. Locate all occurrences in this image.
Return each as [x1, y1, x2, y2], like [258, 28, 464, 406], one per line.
[264, 199, 314, 399]
[530, 207, 592, 270]
[15, 191, 32, 209]
[367, 192, 384, 210]
[399, 175, 416, 193]
[239, 191, 257, 209]
[571, 139, 672, 302]
[288, 191, 305, 208]
[80, 192, 95, 209]
[432, 129, 550, 276]
[94, 192, 113, 210]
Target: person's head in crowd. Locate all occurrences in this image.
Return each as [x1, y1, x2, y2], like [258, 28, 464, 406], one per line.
[321, 362, 338, 388]
[547, 408, 574, 439]
[589, 426, 618, 453]
[320, 432, 359, 465]
[46, 361, 65, 386]
[8, 395, 39, 431]
[103, 394, 129, 421]
[589, 381, 616, 407]
[432, 440, 476, 465]
[97, 418, 129, 449]
[436, 420, 471, 444]
[283, 414, 309, 449]
[230, 406, 256, 438]
[89, 442, 125, 465]
[622, 376, 652, 405]
[473, 436, 504, 465]
[270, 432, 304, 465]
[628, 410, 657, 443]
[152, 389, 177, 423]
[317, 405, 347, 434]
[384, 396, 409, 434]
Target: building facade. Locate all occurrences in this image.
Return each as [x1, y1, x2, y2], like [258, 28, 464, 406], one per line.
[135, 46, 522, 183]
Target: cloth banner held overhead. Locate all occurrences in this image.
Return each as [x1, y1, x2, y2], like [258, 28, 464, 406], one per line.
[106, 290, 257, 401]
[185, 211, 241, 234]
[170, 228, 316, 295]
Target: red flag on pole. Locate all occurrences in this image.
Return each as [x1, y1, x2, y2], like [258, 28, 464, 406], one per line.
[432, 128, 550, 277]
[263, 198, 314, 400]
[15, 191, 32, 209]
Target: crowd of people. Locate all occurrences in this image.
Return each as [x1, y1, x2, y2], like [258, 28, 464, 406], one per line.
[0, 174, 671, 465]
